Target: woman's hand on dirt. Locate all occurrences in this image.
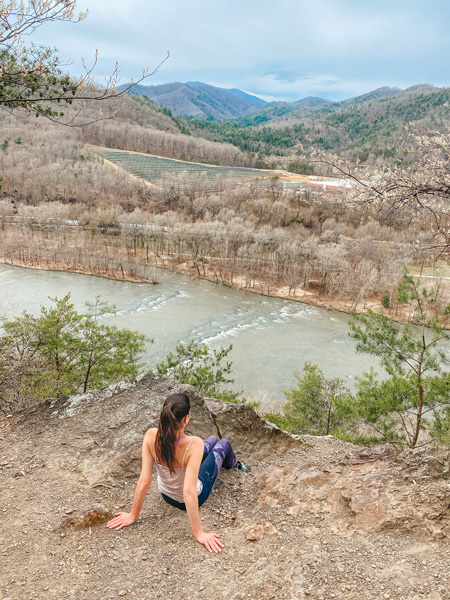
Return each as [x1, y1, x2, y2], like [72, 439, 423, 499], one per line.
[106, 512, 136, 531]
[196, 531, 224, 553]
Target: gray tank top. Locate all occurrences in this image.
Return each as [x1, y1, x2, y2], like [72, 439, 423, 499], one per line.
[155, 437, 203, 503]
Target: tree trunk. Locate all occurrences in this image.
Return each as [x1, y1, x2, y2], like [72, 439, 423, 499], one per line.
[410, 331, 426, 448]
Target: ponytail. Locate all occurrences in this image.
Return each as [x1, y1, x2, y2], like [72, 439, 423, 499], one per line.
[155, 394, 191, 473]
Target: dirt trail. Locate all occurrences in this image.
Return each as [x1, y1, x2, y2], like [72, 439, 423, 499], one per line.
[1, 375, 449, 600]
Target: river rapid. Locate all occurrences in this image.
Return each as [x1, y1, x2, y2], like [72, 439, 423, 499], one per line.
[0, 264, 383, 402]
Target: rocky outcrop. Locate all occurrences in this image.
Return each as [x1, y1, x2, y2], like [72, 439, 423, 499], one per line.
[7, 372, 450, 540]
[11, 372, 217, 486]
[205, 398, 302, 460]
[4, 372, 450, 600]
[254, 442, 450, 540]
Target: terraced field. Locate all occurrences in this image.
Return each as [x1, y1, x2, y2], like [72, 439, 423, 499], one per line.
[92, 146, 266, 190]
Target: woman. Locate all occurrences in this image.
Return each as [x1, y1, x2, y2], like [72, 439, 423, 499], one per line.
[106, 393, 250, 553]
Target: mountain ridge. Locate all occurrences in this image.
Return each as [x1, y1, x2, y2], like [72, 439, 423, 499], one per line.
[186, 81, 267, 106]
[118, 80, 443, 126]
[179, 83, 450, 165]
[117, 81, 267, 120]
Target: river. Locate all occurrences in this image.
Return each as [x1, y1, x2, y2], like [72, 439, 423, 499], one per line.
[0, 264, 383, 402]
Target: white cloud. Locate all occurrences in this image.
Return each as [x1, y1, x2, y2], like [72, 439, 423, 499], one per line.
[28, 0, 450, 101]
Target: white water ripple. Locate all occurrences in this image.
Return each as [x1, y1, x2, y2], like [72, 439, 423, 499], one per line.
[102, 291, 186, 318]
[202, 316, 268, 344]
[271, 304, 318, 323]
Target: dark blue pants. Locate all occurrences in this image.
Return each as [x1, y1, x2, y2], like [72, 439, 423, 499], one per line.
[161, 436, 237, 511]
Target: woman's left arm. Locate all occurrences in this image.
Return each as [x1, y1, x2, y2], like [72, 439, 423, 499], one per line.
[183, 438, 224, 553]
[107, 430, 155, 531]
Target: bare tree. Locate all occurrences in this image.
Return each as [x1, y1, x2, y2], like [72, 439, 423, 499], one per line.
[0, 198, 13, 229]
[309, 126, 450, 250]
[0, 1, 169, 124]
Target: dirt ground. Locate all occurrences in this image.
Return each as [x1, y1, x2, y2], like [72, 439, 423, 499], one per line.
[2, 417, 449, 600]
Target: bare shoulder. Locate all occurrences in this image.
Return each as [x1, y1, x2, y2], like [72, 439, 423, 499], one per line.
[144, 428, 157, 451]
[145, 428, 157, 441]
[188, 436, 205, 456]
[190, 436, 204, 448]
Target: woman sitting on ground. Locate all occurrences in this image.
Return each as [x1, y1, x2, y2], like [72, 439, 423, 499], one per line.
[106, 393, 250, 553]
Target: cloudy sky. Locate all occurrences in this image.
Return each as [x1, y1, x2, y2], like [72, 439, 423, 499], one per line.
[31, 0, 450, 102]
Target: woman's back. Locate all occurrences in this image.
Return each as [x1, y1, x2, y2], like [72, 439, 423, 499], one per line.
[148, 428, 198, 468]
[148, 429, 203, 503]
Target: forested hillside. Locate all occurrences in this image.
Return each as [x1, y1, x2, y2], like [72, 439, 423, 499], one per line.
[0, 93, 257, 203]
[0, 91, 264, 218]
[0, 83, 448, 316]
[182, 84, 450, 166]
[68, 83, 450, 173]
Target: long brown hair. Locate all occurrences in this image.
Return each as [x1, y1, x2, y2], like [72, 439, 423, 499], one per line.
[155, 393, 191, 474]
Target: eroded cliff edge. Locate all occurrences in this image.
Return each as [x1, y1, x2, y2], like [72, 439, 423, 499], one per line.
[1, 373, 450, 600]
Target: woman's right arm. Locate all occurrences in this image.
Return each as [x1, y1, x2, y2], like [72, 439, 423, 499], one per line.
[107, 429, 155, 531]
[183, 438, 224, 553]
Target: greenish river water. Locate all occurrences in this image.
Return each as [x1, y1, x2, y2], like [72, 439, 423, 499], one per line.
[0, 264, 383, 401]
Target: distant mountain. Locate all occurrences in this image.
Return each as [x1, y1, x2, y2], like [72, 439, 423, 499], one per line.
[235, 88, 403, 125]
[225, 96, 331, 126]
[339, 86, 403, 107]
[181, 84, 450, 165]
[404, 84, 437, 94]
[187, 82, 267, 106]
[294, 96, 331, 108]
[116, 79, 450, 165]
[117, 81, 267, 120]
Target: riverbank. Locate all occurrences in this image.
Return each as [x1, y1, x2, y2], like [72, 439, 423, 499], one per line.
[0, 255, 158, 284]
[1, 244, 447, 325]
[0, 253, 381, 317]
[163, 259, 385, 317]
[0, 222, 431, 323]
[4, 257, 388, 400]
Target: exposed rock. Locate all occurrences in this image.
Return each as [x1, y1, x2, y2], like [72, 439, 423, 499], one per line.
[12, 373, 216, 485]
[3, 373, 450, 600]
[205, 398, 302, 460]
[242, 522, 279, 541]
[254, 440, 450, 540]
[9, 374, 450, 539]
[265, 523, 279, 535]
[242, 523, 265, 541]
